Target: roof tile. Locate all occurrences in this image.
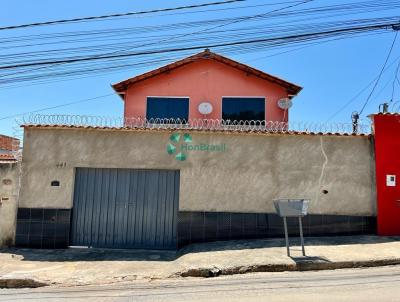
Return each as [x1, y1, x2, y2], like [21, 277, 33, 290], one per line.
[22, 124, 368, 137]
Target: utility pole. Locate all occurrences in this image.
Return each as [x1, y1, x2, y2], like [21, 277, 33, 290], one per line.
[351, 111, 360, 134]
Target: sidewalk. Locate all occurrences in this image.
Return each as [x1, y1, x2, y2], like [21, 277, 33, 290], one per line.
[1, 235, 400, 288]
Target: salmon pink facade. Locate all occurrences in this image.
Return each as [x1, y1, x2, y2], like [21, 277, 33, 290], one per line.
[113, 50, 302, 123]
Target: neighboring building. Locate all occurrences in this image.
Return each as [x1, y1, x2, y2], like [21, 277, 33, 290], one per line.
[0, 134, 19, 157]
[0, 135, 20, 247]
[371, 113, 400, 236]
[112, 49, 302, 123]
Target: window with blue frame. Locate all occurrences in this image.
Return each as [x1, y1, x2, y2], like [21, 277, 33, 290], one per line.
[222, 97, 265, 122]
[146, 97, 189, 122]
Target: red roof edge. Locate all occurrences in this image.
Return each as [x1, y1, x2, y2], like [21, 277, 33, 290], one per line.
[0, 153, 17, 162]
[112, 49, 302, 98]
[22, 124, 368, 137]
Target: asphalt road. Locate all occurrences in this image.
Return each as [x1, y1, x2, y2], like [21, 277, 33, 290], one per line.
[2, 266, 400, 302]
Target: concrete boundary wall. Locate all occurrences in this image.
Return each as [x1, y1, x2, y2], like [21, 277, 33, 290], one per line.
[0, 161, 20, 247]
[19, 127, 376, 216]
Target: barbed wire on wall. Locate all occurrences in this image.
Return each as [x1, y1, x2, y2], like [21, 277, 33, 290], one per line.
[18, 114, 372, 135]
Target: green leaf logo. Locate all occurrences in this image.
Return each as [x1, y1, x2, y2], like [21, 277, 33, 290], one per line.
[170, 133, 180, 143]
[183, 133, 192, 143]
[167, 133, 192, 161]
[175, 152, 186, 161]
[166, 143, 176, 155]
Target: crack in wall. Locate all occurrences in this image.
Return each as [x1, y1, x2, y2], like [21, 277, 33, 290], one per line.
[315, 137, 329, 204]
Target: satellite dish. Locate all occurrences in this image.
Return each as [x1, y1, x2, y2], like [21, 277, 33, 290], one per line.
[277, 98, 293, 110]
[198, 102, 213, 115]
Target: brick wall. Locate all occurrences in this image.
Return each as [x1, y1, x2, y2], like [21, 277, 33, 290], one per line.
[0, 135, 19, 152]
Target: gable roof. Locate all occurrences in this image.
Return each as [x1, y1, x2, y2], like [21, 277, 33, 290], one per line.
[112, 49, 302, 98]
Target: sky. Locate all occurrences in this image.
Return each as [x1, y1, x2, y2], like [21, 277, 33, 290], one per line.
[0, 0, 400, 138]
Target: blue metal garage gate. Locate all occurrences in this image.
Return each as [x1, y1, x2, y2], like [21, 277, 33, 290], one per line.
[70, 168, 179, 249]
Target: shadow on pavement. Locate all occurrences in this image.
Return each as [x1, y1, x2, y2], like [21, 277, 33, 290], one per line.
[2, 235, 400, 262]
[178, 235, 400, 254]
[0, 247, 178, 262]
[290, 255, 332, 264]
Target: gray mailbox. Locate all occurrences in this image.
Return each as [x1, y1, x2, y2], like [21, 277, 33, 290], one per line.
[273, 199, 310, 257]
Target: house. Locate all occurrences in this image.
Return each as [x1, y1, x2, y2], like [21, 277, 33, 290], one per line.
[112, 49, 302, 123]
[8, 52, 381, 250]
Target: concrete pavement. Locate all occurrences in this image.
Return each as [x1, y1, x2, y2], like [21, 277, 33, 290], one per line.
[1, 265, 400, 301]
[1, 235, 400, 287]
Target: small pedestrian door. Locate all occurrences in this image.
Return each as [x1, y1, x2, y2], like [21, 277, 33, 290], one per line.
[70, 168, 179, 249]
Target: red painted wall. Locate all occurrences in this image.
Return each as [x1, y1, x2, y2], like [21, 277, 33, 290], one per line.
[123, 60, 290, 122]
[373, 114, 400, 235]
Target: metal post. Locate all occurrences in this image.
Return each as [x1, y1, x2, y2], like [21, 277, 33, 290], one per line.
[351, 111, 359, 134]
[298, 216, 305, 256]
[283, 216, 290, 257]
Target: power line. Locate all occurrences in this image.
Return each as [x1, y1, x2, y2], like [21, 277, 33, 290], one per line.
[3, 1, 396, 78]
[372, 75, 394, 103]
[0, 2, 314, 112]
[0, 24, 392, 88]
[0, 0, 311, 84]
[0, 0, 250, 31]
[325, 54, 400, 122]
[0, 28, 390, 88]
[1, 1, 398, 89]
[0, 20, 393, 67]
[1, 0, 396, 48]
[243, 31, 386, 62]
[359, 31, 398, 115]
[0, 93, 115, 121]
[1, 21, 397, 71]
[391, 58, 400, 102]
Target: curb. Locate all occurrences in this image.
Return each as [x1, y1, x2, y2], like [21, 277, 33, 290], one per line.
[177, 258, 400, 278]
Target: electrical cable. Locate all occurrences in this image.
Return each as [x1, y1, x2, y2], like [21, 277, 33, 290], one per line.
[359, 31, 398, 115]
[391, 59, 400, 102]
[0, 29, 392, 89]
[0, 93, 115, 121]
[325, 55, 400, 122]
[1, 0, 399, 88]
[1, 0, 397, 48]
[0, 0, 250, 31]
[0, 0, 313, 82]
[2, 21, 397, 71]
